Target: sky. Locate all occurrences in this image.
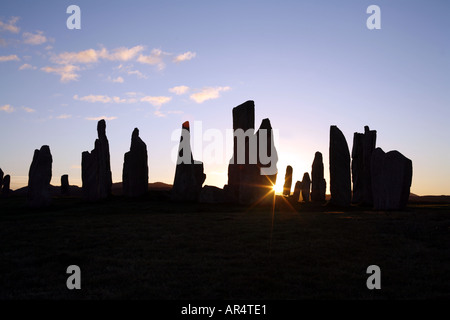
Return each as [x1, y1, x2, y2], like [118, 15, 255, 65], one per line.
[0, 0, 449, 196]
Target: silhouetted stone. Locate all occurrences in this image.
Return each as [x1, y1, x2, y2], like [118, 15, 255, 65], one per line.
[199, 185, 225, 204]
[27, 145, 53, 207]
[301, 172, 311, 202]
[256, 118, 278, 201]
[371, 148, 412, 210]
[61, 174, 69, 195]
[0, 168, 3, 190]
[171, 121, 206, 202]
[283, 165, 293, 196]
[82, 120, 112, 201]
[292, 181, 302, 202]
[352, 126, 377, 205]
[311, 152, 326, 202]
[123, 128, 148, 197]
[2, 174, 10, 196]
[329, 126, 351, 206]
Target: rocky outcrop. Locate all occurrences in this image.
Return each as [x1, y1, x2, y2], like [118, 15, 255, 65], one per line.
[27, 145, 53, 207]
[123, 128, 148, 197]
[371, 148, 412, 210]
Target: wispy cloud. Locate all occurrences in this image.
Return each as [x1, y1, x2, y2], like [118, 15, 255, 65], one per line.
[0, 54, 20, 62]
[41, 64, 80, 82]
[0, 104, 15, 113]
[22, 107, 36, 113]
[102, 45, 144, 61]
[19, 63, 37, 70]
[109, 76, 124, 83]
[190, 86, 231, 103]
[140, 96, 172, 107]
[0, 17, 20, 33]
[56, 114, 72, 119]
[85, 116, 118, 121]
[52, 48, 99, 65]
[74, 94, 112, 103]
[169, 85, 190, 95]
[173, 51, 196, 63]
[23, 31, 47, 45]
[137, 49, 167, 70]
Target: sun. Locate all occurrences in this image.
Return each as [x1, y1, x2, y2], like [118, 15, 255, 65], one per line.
[272, 180, 284, 195]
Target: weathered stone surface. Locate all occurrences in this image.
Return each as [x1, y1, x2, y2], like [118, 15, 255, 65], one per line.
[2, 174, 10, 196]
[199, 185, 225, 204]
[329, 125, 351, 206]
[61, 174, 69, 195]
[301, 172, 311, 202]
[82, 120, 112, 201]
[311, 152, 326, 202]
[227, 101, 278, 204]
[123, 128, 148, 197]
[371, 148, 412, 210]
[171, 121, 206, 202]
[352, 126, 377, 205]
[27, 145, 53, 207]
[283, 165, 293, 197]
[292, 181, 302, 202]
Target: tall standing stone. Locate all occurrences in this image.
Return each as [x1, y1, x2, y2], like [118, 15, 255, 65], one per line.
[171, 121, 206, 202]
[329, 125, 351, 206]
[362, 126, 376, 205]
[27, 145, 53, 207]
[311, 152, 326, 202]
[2, 174, 10, 196]
[292, 181, 302, 202]
[301, 172, 311, 202]
[282, 165, 293, 196]
[351, 132, 364, 203]
[82, 120, 112, 201]
[256, 118, 278, 200]
[61, 174, 69, 195]
[371, 148, 412, 210]
[123, 128, 148, 197]
[0, 168, 3, 189]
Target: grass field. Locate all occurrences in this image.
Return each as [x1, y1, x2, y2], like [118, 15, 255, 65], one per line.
[0, 194, 449, 299]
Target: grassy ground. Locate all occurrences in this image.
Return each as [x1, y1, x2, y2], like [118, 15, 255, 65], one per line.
[0, 194, 449, 299]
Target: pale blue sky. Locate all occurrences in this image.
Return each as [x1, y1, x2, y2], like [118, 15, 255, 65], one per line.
[0, 0, 449, 195]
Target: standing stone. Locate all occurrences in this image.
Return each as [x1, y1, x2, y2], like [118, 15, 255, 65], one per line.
[301, 172, 311, 202]
[352, 126, 377, 205]
[329, 125, 351, 206]
[171, 121, 206, 202]
[2, 174, 10, 196]
[292, 181, 302, 202]
[311, 152, 326, 202]
[282, 165, 293, 196]
[61, 174, 69, 195]
[371, 148, 412, 210]
[82, 120, 112, 201]
[123, 128, 148, 197]
[256, 118, 278, 200]
[0, 168, 3, 190]
[27, 145, 53, 207]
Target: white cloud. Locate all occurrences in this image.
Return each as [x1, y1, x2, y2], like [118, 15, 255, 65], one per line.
[127, 69, 146, 79]
[0, 17, 20, 33]
[52, 49, 99, 65]
[0, 54, 20, 62]
[101, 45, 144, 61]
[19, 63, 37, 70]
[85, 116, 118, 121]
[137, 49, 166, 70]
[109, 76, 124, 83]
[22, 107, 36, 113]
[190, 86, 231, 103]
[56, 114, 72, 119]
[173, 51, 196, 63]
[23, 31, 47, 45]
[140, 96, 172, 107]
[41, 64, 80, 82]
[0, 104, 15, 113]
[74, 94, 111, 103]
[169, 85, 189, 95]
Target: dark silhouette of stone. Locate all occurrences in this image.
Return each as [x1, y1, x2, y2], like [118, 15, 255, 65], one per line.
[283, 165, 293, 196]
[82, 120, 112, 201]
[123, 128, 148, 197]
[371, 148, 412, 210]
[199, 185, 225, 204]
[171, 121, 206, 202]
[226, 101, 278, 204]
[2, 174, 10, 196]
[292, 181, 302, 202]
[27, 145, 53, 207]
[352, 126, 377, 205]
[311, 152, 326, 202]
[0, 168, 3, 190]
[61, 174, 69, 195]
[329, 125, 351, 206]
[301, 172, 311, 202]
